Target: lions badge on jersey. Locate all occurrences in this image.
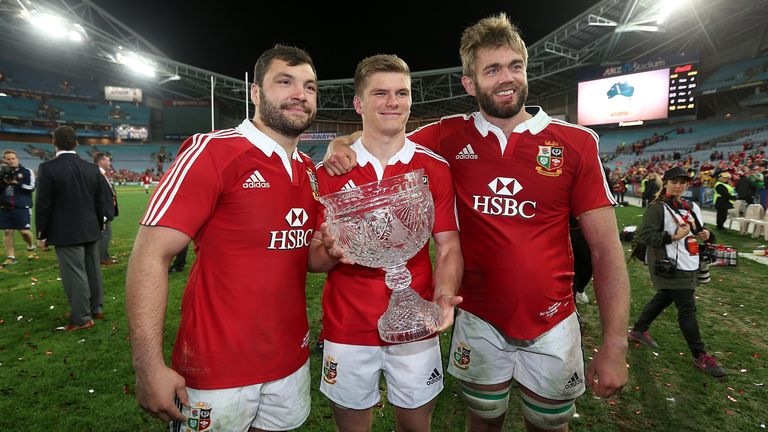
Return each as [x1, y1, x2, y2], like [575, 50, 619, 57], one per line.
[306, 167, 319, 201]
[535, 141, 564, 177]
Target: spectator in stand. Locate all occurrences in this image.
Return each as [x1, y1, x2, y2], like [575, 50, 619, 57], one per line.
[736, 170, 756, 205]
[713, 171, 736, 231]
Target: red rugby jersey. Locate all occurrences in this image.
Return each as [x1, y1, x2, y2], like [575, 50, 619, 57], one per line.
[408, 107, 615, 340]
[141, 119, 319, 389]
[316, 138, 457, 345]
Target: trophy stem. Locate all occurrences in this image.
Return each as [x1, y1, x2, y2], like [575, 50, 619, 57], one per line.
[384, 264, 411, 292]
[378, 263, 441, 343]
[377, 286, 441, 343]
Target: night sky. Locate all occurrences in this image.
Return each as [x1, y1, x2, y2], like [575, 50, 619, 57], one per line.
[92, 1, 598, 80]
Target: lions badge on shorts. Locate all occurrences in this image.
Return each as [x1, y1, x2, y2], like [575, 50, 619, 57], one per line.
[452, 343, 472, 370]
[323, 355, 338, 384]
[535, 141, 564, 177]
[183, 402, 212, 431]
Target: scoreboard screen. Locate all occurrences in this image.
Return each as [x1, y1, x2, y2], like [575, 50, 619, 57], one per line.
[577, 63, 699, 127]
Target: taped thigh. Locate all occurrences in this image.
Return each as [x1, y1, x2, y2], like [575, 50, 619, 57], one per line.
[520, 392, 575, 431]
[459, 382, 510, 419]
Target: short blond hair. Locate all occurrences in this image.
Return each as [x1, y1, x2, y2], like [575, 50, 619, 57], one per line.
[460, 13, 528, 78]
[354, 54, 410, 96]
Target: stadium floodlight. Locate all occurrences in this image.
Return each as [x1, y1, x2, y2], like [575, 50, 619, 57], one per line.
[656, 0, 686, 25]
[21, 9, 87, 43]
[116, 49, 156, 78]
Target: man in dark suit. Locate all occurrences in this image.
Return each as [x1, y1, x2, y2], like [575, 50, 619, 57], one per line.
[36, 126, 106, 331]
[93, 152, 118, 266]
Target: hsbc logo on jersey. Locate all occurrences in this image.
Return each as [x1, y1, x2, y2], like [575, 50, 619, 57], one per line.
[488, 177, 522, 196]
[472, 177, 536, 219]
[268, 208, 313, 250]
[285, 208, 308, 227]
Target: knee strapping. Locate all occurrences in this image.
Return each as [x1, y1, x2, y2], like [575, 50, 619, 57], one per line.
[520, 393, 575, 430]
[459, 382, 510, 419]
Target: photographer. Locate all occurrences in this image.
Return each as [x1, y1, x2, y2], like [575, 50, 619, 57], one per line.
[1, 150, 36, 266]
[628, 167, 726, 378]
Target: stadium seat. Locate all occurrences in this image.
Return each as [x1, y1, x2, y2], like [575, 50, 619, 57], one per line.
[726, 200, 746, 229]
[735, 204, 765, 236]
[748, 210, 768, 239]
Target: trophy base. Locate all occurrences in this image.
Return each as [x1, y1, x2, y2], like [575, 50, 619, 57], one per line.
[377, 287, 441, 343]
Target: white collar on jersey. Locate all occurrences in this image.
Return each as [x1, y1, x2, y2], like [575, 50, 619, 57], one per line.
[472, 106, 550, 138]
[235, 119, 303, 180]
[351, 137, 416, 180]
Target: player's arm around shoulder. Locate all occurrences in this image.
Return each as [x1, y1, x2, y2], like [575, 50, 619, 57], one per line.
[126, 225, 192, 422]
[432, 230, 463, 333]
[577, 206, 629, 398]
[322, 131, 362, 176]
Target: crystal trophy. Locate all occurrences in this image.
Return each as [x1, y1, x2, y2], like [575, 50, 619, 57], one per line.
[319, 169, 440, 343]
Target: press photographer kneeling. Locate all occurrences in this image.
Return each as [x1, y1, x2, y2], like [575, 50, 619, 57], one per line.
[628, 167, 727, 377]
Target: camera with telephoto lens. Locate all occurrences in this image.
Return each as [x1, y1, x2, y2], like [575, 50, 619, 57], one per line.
[653, 258, 677, 278]
[0, 162, 15, 182]
[698, 255, 711, 284]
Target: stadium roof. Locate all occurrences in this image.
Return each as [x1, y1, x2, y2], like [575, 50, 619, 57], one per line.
[1, 0, 767, 122]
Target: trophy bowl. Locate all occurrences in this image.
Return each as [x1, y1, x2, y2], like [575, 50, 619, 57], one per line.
[320, 169, 440, 343]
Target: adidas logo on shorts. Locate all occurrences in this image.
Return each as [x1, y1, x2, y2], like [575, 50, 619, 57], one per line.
[564, 371, 583, 390]
[426, 368, 442, 386]
[456, 144, 478, 160]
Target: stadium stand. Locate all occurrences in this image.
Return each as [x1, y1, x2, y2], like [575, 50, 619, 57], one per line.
[699, 55, 768, 94]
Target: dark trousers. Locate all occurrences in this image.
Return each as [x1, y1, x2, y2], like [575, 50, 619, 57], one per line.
[716, 208, 728, 229]
[170, 244, 188, 270]
[632, 289, 705, 357]
[98, 221, 112, 261]
[55, 242, 103, 326]
[571, 229, 592, 294]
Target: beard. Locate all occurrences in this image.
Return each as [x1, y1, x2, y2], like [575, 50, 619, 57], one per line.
[475, 82, 528, 119]
[258, 92, 316, 137]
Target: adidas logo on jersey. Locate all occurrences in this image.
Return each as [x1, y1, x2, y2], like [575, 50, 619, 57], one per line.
[242, 170, 270, 189]
[456, 144, 478, 160]
[426, 368, 442, 386]
[564, 372, 583, 390]
[341, 180, 357, 191]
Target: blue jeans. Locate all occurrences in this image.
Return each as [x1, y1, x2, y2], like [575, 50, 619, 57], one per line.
[632, 289, 705, 357]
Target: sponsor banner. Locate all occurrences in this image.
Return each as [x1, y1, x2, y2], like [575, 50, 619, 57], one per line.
[115, 124, 149, 140]
[578, 51, 700, 81]
[299, 132, 336, 141]
[104, 86, 142, 102]
[163, 100, 211, 107]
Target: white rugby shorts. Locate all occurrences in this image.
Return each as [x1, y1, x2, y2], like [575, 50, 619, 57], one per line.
[447, 309, 586, 400]
[320, 337, 444, 410]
